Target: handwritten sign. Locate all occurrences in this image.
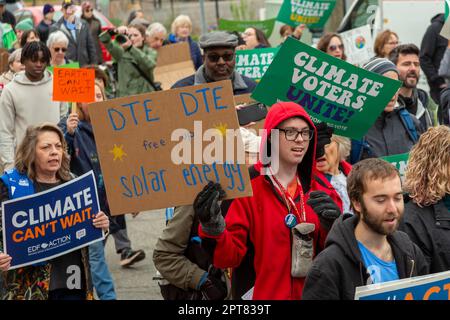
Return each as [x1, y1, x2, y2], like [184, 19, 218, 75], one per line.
[2, 171, 104, 269]
[89, 80, 253, 215]
[53, 68, 95, 103]
[251, 38, 402, 139]
[235, 47, 279, 81]
[276, 0, 337, 29]
[355, 270, 450, 300]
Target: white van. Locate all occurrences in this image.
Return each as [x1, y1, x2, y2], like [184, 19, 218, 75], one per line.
[338, 0, 443, 48]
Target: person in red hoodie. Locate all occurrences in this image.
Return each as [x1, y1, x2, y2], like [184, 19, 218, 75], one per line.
[197, 101, 341, 300]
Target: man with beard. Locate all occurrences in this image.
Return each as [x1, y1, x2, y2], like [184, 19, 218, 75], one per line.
[389, 44, 437, 130]
[302, 158, 429, 300]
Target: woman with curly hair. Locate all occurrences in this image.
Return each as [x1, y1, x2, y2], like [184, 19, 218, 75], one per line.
[400, 125, 450, 273]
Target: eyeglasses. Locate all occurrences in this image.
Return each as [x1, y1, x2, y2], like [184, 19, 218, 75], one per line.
[206, 53, 235, 63]
[53, 47, 67, 53]
[243, 32, 255, 37]
[278, 128, 314, 141]
[85, 8, 94, 12]
[328, 44, 344, 52]
[387, 41, 399, 46]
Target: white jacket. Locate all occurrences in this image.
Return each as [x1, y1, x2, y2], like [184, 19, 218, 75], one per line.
[0, 70, 68, 171]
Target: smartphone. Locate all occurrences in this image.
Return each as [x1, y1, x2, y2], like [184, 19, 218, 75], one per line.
[237, 102, 268, 126]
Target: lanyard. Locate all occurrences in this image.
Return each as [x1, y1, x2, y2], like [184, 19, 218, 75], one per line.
[268, 167, 306, 224]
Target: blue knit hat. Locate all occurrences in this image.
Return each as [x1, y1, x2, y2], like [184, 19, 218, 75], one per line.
[43, 4, 55, 16]
[362, 57, 399, 75]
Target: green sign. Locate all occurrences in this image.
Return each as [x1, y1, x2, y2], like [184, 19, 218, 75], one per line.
[218, 18, 276, 38]
[251, 38, 402, 139]
[446, 0, 450, 20]
[47, 62, 80, 73]
[235, 47, 280, 81]
[276, 0, 337, 29]
[381, 153, 409, 180]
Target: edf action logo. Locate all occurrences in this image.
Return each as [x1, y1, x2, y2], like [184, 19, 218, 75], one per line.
[27, 235, 72, 254]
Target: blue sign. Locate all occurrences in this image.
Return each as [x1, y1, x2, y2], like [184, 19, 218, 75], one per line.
[355, 271, 450, 300]
[1, 171, 104, 269]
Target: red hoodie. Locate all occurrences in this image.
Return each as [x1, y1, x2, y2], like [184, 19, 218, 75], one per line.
[199, 102, 335, 300]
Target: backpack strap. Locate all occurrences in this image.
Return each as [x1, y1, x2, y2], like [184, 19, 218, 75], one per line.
[398, 108, 419, 143]
[350, 138, 371, 164]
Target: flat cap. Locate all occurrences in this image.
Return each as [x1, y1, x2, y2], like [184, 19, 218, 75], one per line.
[199, 31, 238, 49]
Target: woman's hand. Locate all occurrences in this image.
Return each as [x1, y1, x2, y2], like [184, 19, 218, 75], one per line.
[293, 24, 306, 39]
[0, 252, 12, 272]
[117, 26, 128, 34]
[66, 112, 79, 136]
[92, 211, 110, 232]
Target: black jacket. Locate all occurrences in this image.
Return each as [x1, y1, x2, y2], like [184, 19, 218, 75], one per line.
[420, 14, 447, 89]
[438, 87, 450, 125]
[36, 20, 54, 44]
[400, 199, 450, 274]
[302, 214, 429, 300]
[50, 17, 98, 67]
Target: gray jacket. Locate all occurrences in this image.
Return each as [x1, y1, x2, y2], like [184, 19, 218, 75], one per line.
[364, 106, 423, 158]
[50, 17, 98, 67]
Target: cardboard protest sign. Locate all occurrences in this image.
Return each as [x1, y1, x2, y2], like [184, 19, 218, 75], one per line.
[89, 80, 253, 215]
[251, 37, 402, 139]
[277, 0, 337, 29]
[47, 61, 80, 73]
[218, 18, 277, 38]
[154, 42, 195, 90]
[355, 270, 450, 300]
[2, 171, 104, 269]
[381, 153, 409, 181]
[340, 25, 374, 66]
[53, 67, 95, 103]
[235, 47, 280, 81]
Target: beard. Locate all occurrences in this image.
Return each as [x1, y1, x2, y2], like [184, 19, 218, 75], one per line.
[401, 72, 419, 89]
[359, 200, 400, 236]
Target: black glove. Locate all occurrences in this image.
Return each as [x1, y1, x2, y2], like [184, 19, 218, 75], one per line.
[200, 271, 227, 300]
[315, 122, 333, 159]
[306, 190, 341, 231]
[194, 181, 226, 236]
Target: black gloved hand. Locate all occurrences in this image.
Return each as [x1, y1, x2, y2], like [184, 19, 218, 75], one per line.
[306, 190, 341, 231]
[315, 122, 333, 159]
[107, 28, 118, 36]
[194, 181, 227, 236]
[200, 272, 227, 300]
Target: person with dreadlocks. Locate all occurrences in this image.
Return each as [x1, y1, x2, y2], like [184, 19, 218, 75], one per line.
[400, 125, 450, 273]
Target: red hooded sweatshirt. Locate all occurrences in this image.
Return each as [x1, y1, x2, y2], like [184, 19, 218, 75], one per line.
[199, 101, 334, 300]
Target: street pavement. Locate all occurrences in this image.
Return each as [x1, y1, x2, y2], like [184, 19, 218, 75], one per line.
[105, 209, 166, 300]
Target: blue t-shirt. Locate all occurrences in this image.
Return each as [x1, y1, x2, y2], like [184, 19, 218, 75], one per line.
[357, 241, 399, 284]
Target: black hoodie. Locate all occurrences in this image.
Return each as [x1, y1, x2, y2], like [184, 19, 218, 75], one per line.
[420, 14, 447, 89]
[302, 214, 429, 300]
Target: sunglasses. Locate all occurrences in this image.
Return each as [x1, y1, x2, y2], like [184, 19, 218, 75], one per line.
[85, 8, 94, 12]
[53, 47, 67, 53]
[328, 44, 344, 52]
[207, 53, 235, 63]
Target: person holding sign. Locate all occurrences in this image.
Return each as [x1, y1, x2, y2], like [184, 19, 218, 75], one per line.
[0, 41, 69, 172]
[0, 123, 109, 300]
[302, 158, 429, 300]
[99, 23, 158, 97]
[316, 33, 347, 61]
[197, 102, 341, 300]
[350, 58, 422, 164]
[400, 126, 450, 274]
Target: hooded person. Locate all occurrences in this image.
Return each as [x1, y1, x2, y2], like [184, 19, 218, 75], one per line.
[197, 101, 341, 300]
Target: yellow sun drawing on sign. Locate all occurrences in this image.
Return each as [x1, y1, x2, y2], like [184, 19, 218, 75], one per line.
[214, 122, 228, 137]
[110, 144, 127, 161]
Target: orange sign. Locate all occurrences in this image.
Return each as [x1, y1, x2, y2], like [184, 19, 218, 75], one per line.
[53, 68, 95, 103]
